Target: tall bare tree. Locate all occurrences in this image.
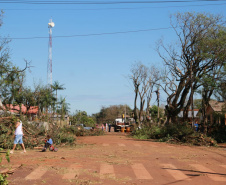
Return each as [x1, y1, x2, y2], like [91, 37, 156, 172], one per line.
[129, 62, 159, 126]
[146, 66, 160, 121]
[129, 62, 142, 124]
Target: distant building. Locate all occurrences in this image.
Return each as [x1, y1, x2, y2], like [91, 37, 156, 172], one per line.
[3, 104, 38, 120]
[51, 114, 69, 126]
[205, 100, 226, 125]
[178, 109, 200, 123]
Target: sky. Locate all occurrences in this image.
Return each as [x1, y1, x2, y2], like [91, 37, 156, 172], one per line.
[0, 0, 226, 115]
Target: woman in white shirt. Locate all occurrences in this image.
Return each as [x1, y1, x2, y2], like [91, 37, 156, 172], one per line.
[10, 119, 26, 154]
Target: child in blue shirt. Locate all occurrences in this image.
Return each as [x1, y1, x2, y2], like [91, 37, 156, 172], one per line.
[42, 135, 53, 152]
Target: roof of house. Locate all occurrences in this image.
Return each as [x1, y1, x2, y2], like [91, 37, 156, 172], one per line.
[4, 104, 38, 114]
[209, 100, 226, 112]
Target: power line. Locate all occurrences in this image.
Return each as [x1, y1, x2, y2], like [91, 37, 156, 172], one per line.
[5, 26, 173, 40]
[2, 2, 226, 10]
[0, 0, 226, 5]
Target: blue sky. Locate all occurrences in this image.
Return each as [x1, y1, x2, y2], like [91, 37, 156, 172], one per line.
[1, 1, 226, 115]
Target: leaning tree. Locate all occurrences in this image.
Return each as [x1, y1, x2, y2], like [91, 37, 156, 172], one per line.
[0, 11, 31, 109]
[157, 12, 226, 124]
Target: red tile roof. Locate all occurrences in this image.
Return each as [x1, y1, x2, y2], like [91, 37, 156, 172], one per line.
[4, 104, 38, 114]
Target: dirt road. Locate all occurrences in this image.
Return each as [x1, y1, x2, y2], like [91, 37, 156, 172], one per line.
[3, 132, 226, 185]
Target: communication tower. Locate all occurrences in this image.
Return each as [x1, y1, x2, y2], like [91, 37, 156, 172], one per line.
[47, 18, 55, 86]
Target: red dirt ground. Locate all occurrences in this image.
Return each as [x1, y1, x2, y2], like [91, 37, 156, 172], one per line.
[1, 132, 226, 185]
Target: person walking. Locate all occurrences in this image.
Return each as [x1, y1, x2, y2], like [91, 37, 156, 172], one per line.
[10, 119, 26, 154]
[105, 123, 108, 132]
[108, 123, 111, 132]
[194, 121, 199, 132]
[101, 124, 104, 131]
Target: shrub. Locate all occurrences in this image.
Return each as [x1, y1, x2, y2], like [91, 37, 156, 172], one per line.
[208, 125, 226, 143]
[56, 133, 75, 144]
[161, 122, 194, 140]
[131, 122, 217, 146]
[0, 173, 8, 185]
[0, 148, 10, 185]
[131, 126, 151, 139]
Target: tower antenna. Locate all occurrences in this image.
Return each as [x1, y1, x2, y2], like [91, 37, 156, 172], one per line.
[47, 18, 55, 86]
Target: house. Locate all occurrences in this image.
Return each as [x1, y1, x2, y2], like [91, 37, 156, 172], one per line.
[3, 104, 39, 119]
[178, 109, 200, 123]
[51, 114, 70, 126]
[205, 100, 226, 125]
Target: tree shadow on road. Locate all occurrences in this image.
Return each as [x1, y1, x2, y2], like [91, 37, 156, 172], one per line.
[162, 167, 226, 185]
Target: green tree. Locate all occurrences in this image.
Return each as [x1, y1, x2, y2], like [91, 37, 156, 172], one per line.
[22, 87, 37, 115]
[149, 105, 164, 123]
[51, 81, 65, 102]
[214, 63, 226, 101]
[33, 85, 56, 118]
[1, 66, 24, 105]
[157, 12, 226, 124]
[93, 105, 132, 124]
[57, 96, 70, 119]
[70, 110, 95, 127]
[194, 99, 202, 109]
[0, 12, 30, 111]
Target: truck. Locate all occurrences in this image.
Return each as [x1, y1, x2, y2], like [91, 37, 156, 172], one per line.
[113, 118, 130, 132]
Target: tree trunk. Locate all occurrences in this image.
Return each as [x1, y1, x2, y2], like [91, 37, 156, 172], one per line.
[139, 99, 145, 127]
[201, 88, 213, 135]
[133, 87, 139, 125]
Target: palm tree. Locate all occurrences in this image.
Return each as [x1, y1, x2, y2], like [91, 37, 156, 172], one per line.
[57, 96, 70, 126]
[36, 86, 56, 118]
[57, 97, 70, 116]
[51, 81, 65, 102]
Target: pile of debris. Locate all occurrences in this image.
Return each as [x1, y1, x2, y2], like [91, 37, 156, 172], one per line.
[0, 116, 45, 149]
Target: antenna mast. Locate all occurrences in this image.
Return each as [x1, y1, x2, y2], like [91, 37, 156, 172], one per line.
[47, 18, 55, 86]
